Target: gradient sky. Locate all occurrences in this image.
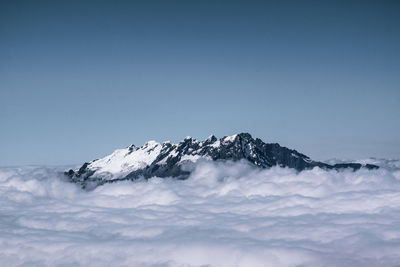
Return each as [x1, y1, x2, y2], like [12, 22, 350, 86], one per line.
[1, 0, 399, 166]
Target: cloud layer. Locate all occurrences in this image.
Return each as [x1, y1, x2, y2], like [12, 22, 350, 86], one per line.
[1, 160, 400, 266]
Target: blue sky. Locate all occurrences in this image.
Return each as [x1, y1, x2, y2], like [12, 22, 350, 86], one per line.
[1, 0, 399, 165]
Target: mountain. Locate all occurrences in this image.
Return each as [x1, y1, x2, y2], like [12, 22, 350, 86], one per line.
[65, 133, 379, 189]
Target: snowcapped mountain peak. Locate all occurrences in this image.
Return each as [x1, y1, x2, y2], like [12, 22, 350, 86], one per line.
[143, 140, 160, 148]
[222, 134, 239, 143]
[205, 134, 217, 143]
[81, 140, 162, 181]
[207, 134, 216, 140]
[66, 133, 379, 189]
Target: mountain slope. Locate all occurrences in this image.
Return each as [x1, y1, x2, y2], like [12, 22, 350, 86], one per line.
[65, 133, 378, 189]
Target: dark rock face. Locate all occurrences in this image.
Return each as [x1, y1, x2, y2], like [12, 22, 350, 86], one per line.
[65, 133, 379, 189]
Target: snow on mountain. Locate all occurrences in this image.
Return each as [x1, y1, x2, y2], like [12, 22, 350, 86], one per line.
[66, 133, 379, 189]
[85, 141, 162, 180]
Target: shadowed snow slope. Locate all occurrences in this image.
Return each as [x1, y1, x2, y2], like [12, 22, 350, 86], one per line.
[1, 159, 400, 266]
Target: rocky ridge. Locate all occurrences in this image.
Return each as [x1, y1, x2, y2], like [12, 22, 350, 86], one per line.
[65, 133, 378, 189]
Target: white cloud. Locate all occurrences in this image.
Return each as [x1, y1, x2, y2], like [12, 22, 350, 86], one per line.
[1, 160, 400, 266]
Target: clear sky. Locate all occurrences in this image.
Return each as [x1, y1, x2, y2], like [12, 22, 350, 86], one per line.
[1, 0, 399, 166]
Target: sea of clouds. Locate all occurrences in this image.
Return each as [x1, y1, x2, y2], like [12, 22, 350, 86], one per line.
[1, 159, 400, 267]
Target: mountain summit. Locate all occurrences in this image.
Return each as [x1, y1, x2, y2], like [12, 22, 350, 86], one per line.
[65, 133, 378, 189]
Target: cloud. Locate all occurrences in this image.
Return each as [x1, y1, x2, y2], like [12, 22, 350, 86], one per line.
[1, 160, 400, 266]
